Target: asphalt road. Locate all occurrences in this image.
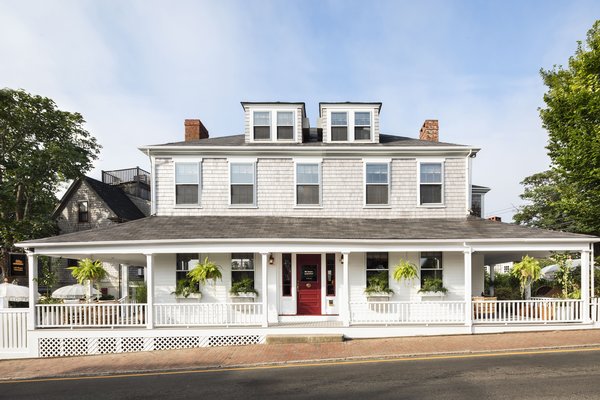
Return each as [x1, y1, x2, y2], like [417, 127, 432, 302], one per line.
[4, 348, 600, 400]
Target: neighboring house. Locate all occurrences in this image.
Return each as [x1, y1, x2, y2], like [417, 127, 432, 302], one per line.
[50, 169, 150, 298]
[484, 262, 514, 275]
[12, 101, 599, 360]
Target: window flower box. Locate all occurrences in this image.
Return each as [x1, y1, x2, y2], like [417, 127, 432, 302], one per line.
[230, 292, 257, 303]
[175, 292, 202, 302]
[365, 292, 393, 302]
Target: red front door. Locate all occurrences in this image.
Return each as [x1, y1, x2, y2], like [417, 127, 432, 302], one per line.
[297, 254, 321, 315]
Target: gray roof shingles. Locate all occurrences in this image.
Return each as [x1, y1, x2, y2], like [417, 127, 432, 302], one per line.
[22, 216, 595, 245]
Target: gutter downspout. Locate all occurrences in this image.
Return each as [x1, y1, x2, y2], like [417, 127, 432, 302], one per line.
[146, 149, 156, 216]
[466, 149, 474, 216]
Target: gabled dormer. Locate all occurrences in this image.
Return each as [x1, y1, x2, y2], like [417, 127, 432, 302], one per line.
[319, 102, 382, 144]
[241, 102, 308, 144]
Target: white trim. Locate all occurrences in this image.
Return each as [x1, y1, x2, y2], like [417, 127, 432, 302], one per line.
[250, 108, 299, 143]
[326, 109, 375, 143]
[251, 110, 272, 141]
[417, 159, 445, 207]
[363, 160, 391, 207]
[228, 159, 257, 207]
[294, 159, 322, 207]
[173, 160, 202, 207]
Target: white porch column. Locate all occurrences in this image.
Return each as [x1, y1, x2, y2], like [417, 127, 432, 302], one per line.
[145, 253, 154, 329]
[27, 252, 38, 331]
[261, 253, 268, 327]
[464, 249, 473, 327]
[341, 252, 350, 327]
[489, 265, 495, 296]
[267, 254, 278, 324]
[581, 249, 591, 323]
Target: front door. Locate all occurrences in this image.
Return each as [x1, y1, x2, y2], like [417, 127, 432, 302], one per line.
[297, 254, 321, 315]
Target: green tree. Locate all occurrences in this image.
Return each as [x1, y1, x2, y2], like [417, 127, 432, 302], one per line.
[34, 256, 58, 298]
[0, 88, 100, 278]
[514, 21, 600, 236]
[511, 256, 542, 299]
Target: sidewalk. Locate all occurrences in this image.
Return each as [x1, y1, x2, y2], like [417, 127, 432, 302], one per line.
[3, 329, 600, 381]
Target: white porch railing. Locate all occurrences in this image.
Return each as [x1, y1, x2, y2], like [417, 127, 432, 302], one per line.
[350, 301, 466, 324]
[154, 303, 263, 326]
[36, 303, 147, 328]
[591, 298, 600, 322]
[473, 299, 583, 324]
[0, 309, 28, 350]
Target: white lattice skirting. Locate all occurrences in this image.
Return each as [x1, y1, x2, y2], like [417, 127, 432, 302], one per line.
[39, 334, 265, 358]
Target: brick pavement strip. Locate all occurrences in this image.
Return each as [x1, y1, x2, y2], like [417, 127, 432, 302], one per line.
[2, 330, 600, 381]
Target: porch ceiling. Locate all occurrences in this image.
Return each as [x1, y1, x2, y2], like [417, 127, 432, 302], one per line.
[482, 251, 551, 265]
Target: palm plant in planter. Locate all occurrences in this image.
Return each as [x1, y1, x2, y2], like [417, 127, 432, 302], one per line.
[187, 257, 222, 297]
[365, 270, 394, 301]
[511, 255, 541, 299]
[230, 277, 258, 302]
[68, 258, 107, 302]
[418, 277, 448, 296]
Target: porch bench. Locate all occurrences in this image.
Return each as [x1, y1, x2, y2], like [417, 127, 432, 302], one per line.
[472, 296, 497, 318]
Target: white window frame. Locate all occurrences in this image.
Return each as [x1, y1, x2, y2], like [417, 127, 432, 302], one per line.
[294, 158, 322, 208]
[363, 159, 391, 207]
[330, 111, 349, 142]
[250, 108, 297, 142]
[326, 108, 375, 143]
[417, 159, 445, 207]
[276, 110, 295, 141]
[419, 252, 443, 288]
[231, 253, 255, 286]
[173, 159, 202, 208]
[252, 111, 271, 141]
[354, 111, 373, 141]
[228, 158, 257, 208]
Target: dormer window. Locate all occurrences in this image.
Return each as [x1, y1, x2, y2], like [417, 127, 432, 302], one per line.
[253, 111, 271, 140]
[354, 112, 371, 140]
[331, 112, 348, 141]
[277, 111, 294, 140]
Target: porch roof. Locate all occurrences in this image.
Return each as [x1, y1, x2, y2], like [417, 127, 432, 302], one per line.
[18, 215, 597, 246]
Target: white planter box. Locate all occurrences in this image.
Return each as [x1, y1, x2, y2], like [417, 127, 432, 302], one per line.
[230, 292, 257, 303]
[175, 293, 202, 302]
[418, 291, 447, 299]
[366, 292, 393, 302]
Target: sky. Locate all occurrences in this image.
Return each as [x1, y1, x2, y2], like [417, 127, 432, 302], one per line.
[1, 0, 599, 221]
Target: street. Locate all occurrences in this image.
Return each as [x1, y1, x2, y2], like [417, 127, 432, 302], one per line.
[3, 348, 600, 399]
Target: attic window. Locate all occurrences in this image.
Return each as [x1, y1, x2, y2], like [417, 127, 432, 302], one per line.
[253, 111, 271, 140]
[78, 201, 89, 223]
[354, 112, 371, 140]
[331, 112, 348, 141]
[277, 111, 294, 140]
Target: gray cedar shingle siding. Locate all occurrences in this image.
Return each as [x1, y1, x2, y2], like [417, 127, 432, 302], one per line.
[23, 215, 594, 245]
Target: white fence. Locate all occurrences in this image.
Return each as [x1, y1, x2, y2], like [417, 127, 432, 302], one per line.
[350, 301, 466, 324]
[0, 309, 28, 351]
[155, 303, 263, 326]
[36, 303, 147, 328]
[473, 299, 583, 323]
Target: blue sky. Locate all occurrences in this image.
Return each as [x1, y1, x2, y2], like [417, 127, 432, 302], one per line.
[2, 0, 599, 220]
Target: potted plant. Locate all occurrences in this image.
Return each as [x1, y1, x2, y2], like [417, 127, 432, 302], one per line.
[511, 255, 541, 300]
[229, 277, 258, 302]
[187, 257, 222, 297]
[172, 278, 202, 301]
[418, 277, 448, 297]
[67, 258, 107, 302]
[393, 259, 418, 285]
[364, 270, 394, 301]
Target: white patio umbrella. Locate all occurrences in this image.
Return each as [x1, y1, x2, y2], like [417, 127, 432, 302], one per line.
[52, 284, 100, 299]
[540, 259, 581, 280]
[0, 282, 39, 308]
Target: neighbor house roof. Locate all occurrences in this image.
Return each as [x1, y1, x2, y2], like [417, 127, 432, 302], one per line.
[53, 177, 145, 222]
[146, 133, 467, 148]
[21, 215, 596, 246]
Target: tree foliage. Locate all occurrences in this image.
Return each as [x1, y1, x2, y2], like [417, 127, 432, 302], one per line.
[511, 255, 542, 299]
[0, 88, 100, 277]
[514, 21, 600, 236]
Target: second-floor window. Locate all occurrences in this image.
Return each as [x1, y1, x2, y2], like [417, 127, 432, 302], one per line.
[471, 193, 482, 217]
[277, 111, 294, 140]
[331, 112, 348, 141]
[354, 112, 371, 140]
[296, 163, 321, 205]
[253, 111, 271, 140]
[175, 162, 201, 205]
[365, 163, 389, 205]
[419, 162, 443, 205]
[230, 162, 255, 205]
[78, 201, 88, 223]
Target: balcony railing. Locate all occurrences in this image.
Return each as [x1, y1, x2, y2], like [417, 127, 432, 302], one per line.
[472, 299, 583, 323]
[36, 303, 147, 328]
[155, 303, 263, 326]
[350, 301, 466, 324]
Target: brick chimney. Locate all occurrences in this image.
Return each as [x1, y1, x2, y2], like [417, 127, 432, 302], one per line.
[419, 119, 439, 142]
[184, 119, 209, 141]
[488, 216, 502, 222]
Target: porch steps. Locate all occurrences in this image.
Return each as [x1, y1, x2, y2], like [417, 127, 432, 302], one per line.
[265, 334, 345, 345]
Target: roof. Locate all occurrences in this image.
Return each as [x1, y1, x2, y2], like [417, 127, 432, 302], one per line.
[472, 184, 491, 193]
[240, 102, 307, 117]
[22, 215, 596, 245]
[148, 133, 467, 148]
[318, 102, 383, 115]
[53, 177, 146, 222]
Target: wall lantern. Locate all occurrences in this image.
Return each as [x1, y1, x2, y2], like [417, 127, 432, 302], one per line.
[268, 254, 275, 265]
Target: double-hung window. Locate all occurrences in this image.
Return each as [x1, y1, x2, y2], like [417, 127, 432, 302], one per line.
[253, 111, 271, 140]
[419, 162, 443, 205]
[365, 163, 389, 205]
[366, 252, 389, 290]
[78, 201, 89, 223]
[175, 162, 201, 205]
[176, 253, 199, 282]
[354, 112, 371, 140]
[277, 111, 294, 140]
[471, 193, 482, 217]
[330, 112, 348, 141]
[420, 252, 443, 286]
[230, 162, 255, 205]
[231, 253, 254, 285]
[296, 163, 321, 205]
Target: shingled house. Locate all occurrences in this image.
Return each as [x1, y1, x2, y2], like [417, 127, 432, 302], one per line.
[12, 101, 599, 359]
